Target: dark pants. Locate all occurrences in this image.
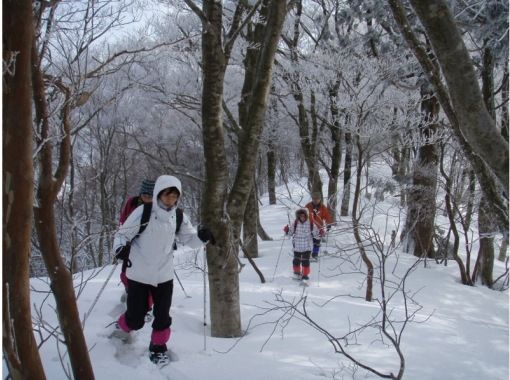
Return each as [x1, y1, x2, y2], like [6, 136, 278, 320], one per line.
[125, 279, 173, 331]
[312, 238, 321, 258]
[293, 251, 311, 276]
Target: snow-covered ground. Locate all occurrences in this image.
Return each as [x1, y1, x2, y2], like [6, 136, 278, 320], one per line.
[28, 176, 509, 380]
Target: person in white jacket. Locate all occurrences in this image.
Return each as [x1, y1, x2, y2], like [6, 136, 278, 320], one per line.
[112, 175, 214, 365]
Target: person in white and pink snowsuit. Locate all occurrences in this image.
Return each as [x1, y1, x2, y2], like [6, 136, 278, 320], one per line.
[112, 175, 214, 365]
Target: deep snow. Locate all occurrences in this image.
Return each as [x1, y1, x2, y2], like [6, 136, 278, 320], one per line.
[26, 177, 509, 380]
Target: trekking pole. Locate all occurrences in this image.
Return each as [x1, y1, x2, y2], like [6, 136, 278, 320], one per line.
[271, 236, 287, 282]
[318, 234, 324, 287]
[202, 243, 208, 351]
[83, 261, 119, 327]
[174, 270, 191, 298]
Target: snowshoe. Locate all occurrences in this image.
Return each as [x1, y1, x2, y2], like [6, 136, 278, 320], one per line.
[108, 322, 132, 343]
[150, 351, 170, 366]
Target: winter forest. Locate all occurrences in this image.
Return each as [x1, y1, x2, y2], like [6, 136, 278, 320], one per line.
[3, 0, 509, 379]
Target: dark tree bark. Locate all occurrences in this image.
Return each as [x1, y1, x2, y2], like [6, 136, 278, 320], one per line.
[501, 60, 509, 141]
[3, 1, 46, 378]
[266, 91, 278, 205]
[340, 132, 353, 216]
[267, 146, 277, 205]
[326, 82, 342, 222]
[243, 185, 259, 258]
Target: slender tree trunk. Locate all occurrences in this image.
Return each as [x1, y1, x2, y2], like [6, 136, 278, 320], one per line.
[238, 10, 268, 260]
[473, 45, 496, 287]
[227, 0, 287, 240]
[501, 60, 509, 141]
[267, 146, 277, 205]
[352, 136, 373, 301]
[31, 33, 95, 379]
[474, 196, 494, 287]
[340, 132, 352, 216]
[287, 0, 322, 196]
[498, 232, 508, 262]
[243, 185, 259, 258]
[439, 146, 472, 285]
[327, 83, 342, 222]
[3, 1, 46, 378]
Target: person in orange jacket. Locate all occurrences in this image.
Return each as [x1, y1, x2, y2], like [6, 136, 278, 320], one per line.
[305, 192, 333, 260]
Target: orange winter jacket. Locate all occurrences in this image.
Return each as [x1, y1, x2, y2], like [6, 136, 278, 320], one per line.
[305, 202, 333, 230]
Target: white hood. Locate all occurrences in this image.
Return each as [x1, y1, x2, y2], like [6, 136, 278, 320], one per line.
[152, 175, 182, 203]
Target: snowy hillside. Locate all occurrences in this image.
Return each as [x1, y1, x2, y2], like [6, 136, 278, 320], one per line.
[28, 178, 508, 380]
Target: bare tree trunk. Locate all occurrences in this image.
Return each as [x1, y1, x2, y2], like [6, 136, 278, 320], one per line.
[238, 10, 268, 260]
[327, 82, 342, 222]
[473, 45, 497, 287]
[474, 196, 495, 287]
[501, 60, 509, 141]
[190, 0, 286, 337]
[498, 232, 509, 262]
[352, 136, 373, 301]
[195, 0, 239, 337]
[405, 83, 439, 258]
[286, 0, 322, 195]
[439, 146, 472, 285]
[340, 132, 352, 216]
[243, 185, 259, 258]
[267, 145, 277, 205]
[3, 1, 46, 378]
[31, 31, 95, 378]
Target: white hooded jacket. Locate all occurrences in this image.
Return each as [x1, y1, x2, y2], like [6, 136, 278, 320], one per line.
[113, 175, 203, 286]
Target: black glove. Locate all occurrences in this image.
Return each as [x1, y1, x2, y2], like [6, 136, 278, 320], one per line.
[327, 225, 331, 232]
[198, 226, 216, 245]
[115, 245, 131, 261]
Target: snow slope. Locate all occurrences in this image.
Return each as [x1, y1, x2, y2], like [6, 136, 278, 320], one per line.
[27, 177, 509, 380]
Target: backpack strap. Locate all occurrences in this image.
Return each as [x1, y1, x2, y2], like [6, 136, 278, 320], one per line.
[175, 208, 183, 234]
[173, 208, 183, 250]
[122, 202, 152, 270]
[134, 202, 153, 240]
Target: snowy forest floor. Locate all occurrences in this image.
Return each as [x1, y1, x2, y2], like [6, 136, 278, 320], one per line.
[27, 177, 508, 380]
